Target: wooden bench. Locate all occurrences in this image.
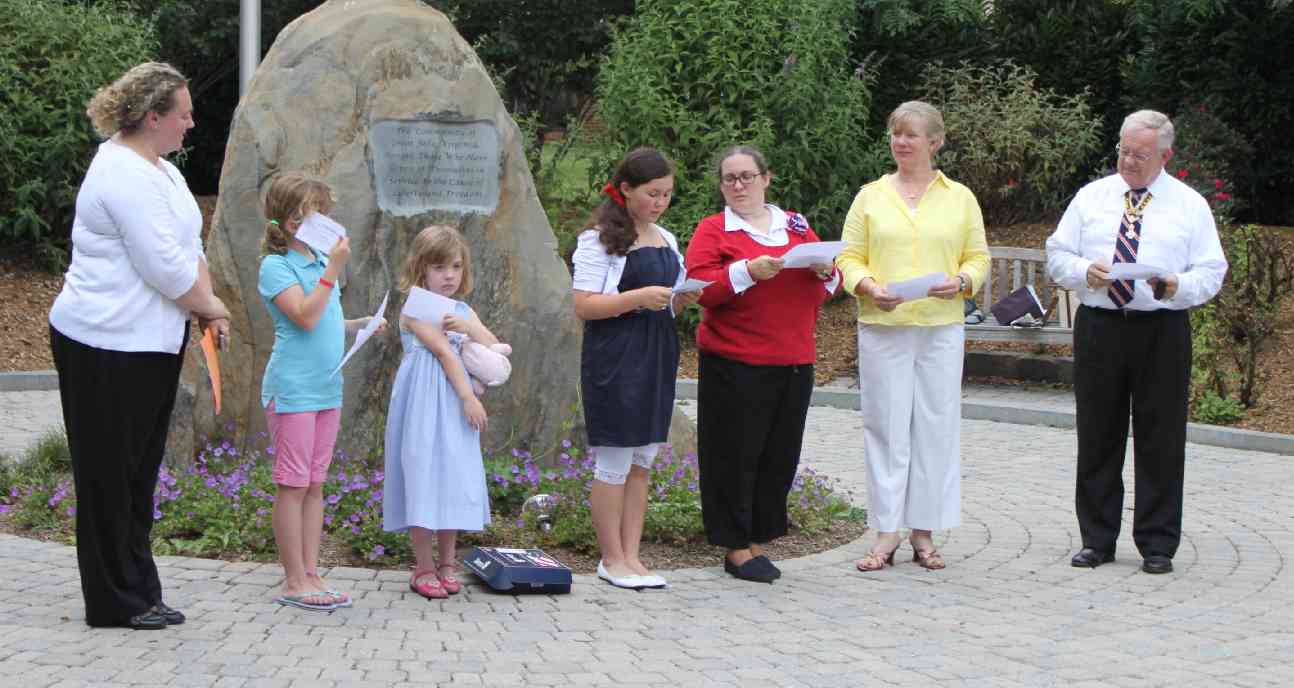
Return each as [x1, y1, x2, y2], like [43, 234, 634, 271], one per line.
[965, 247, 1074, 345]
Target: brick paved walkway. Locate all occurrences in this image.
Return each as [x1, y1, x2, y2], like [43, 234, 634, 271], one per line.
[2, 397, 1293, 687]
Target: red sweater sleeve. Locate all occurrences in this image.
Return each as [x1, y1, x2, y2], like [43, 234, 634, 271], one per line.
[684, 215, 740, 309]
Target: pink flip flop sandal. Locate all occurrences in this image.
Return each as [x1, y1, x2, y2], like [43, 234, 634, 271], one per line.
[409, 569, 448, 599]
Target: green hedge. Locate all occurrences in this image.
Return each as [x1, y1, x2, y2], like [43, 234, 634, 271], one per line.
[596, 0, 882, 245]
[0, 0, 157, 270]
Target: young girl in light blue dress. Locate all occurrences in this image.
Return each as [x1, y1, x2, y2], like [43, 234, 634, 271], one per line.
[383, 224, 500, 600]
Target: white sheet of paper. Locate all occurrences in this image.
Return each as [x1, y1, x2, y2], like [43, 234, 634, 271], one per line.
[402, 286, 458, 324]
[673, 279, 712, 294]
[888, 272, 946, 302]
[331, 290, 388, 377]
[294, 213, 348, 256]
[1108, 263, 1165, 280]
[781, 241, 846, 268]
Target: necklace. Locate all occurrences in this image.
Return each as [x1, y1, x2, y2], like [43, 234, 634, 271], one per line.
[895, 173, 933, 201]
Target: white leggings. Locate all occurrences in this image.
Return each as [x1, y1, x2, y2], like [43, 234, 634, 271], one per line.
[591, 444, 660, 485]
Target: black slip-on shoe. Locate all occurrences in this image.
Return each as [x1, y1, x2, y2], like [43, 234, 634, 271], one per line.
[751, 555, 782, 580]
[154, 602, 185, 625]
[125, 610, 168, 630]
[1141, 555, 1173, 574]
[1070, 548, 1115, 568]
[724, 555, 777, 583]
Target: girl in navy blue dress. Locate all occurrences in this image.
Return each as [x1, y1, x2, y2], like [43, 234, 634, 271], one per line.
[571, 148, 701, 589]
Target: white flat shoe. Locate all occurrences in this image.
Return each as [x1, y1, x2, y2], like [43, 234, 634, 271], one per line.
[636, 573, 667, 589]
[597, 561, 646, 589]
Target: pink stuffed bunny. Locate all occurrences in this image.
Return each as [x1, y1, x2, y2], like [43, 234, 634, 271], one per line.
[460, 341, 511, 395]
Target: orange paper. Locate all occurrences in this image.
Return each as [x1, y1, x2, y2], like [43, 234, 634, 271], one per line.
[200, 328, 222, 415]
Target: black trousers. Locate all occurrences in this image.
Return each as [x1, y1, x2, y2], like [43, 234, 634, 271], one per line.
[696, 351, 814, 549]
[50, 324, 187, 627]
[1073, 306, 1190, 559]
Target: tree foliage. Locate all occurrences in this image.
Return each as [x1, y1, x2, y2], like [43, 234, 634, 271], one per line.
[918, 61, 1103, 227]
[597, 0, 881, 244]
[0, 0, 158, 269]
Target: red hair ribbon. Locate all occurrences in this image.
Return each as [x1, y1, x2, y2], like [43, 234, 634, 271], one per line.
[602, 182, 626, 208]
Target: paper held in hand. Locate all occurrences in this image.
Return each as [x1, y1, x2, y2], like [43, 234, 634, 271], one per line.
[888, 272, 946, 302]
[1108, 263, 1166, 280]
[331, 290, 389, 378]
[780, 241, 846, 268]
[673, 278, 712, 294]
[294, 213, 348, 256]
[402, 286, 458, 324]
[199, 328, 221, 415]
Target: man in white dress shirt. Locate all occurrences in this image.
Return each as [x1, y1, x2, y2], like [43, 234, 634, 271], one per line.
[1046, 110, 1227, 574]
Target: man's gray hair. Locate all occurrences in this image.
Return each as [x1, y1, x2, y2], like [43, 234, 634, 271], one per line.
[1121, 110, 1175, 151]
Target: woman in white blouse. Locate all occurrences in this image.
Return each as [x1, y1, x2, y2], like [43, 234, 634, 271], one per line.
[571, 147, 700, 590]
[48, 62, 228, 630]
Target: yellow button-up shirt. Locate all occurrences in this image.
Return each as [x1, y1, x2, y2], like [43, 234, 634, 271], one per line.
[837, 171, 990, 326]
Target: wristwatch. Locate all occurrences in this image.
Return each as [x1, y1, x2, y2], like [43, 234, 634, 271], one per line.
[956, 274, 968, 294]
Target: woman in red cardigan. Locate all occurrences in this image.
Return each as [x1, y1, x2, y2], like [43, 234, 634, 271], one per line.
[684, 145, 839, 583]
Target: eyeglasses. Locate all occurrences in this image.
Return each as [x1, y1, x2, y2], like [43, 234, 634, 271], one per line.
[1114, 144, 1154, 164]
[721, 171, 763, 188]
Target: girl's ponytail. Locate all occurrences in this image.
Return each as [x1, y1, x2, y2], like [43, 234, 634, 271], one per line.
[261, 172, 335, 257]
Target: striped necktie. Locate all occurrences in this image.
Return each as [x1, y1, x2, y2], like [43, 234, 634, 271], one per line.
[1109, 188, 1151, 308]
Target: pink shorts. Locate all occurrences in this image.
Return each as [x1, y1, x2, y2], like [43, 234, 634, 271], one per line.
[265, 400, 340, 487]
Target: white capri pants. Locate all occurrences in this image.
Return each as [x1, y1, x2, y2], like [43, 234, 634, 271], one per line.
[857, 322, 963, 532]
[591, 444, 660, 485]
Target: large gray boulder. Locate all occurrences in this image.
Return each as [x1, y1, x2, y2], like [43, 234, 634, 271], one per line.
[170, 0, 583, 462]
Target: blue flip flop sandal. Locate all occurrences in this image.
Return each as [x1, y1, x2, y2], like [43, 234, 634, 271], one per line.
[275, 592, 336, 612]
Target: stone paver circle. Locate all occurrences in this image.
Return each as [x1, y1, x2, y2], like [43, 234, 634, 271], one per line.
[1, 406, 1290, 687]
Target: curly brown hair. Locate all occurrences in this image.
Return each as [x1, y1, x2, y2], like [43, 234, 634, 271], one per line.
[86, 62, 188, 139]
[261, 173, 335, 257]
[397, 225, 473, 296]
[585, 147, 675, 256]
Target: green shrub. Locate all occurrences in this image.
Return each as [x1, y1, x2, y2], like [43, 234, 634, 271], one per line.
[1192, 389, 1245, 426]
[1167, 101, 1252, 224]
[917, 60, 1103, 227]
[1118, 0, 1294, 225]
[0, 429, 74, 533]
[596, 0, 880, 247]
[0, 0, 158, 271]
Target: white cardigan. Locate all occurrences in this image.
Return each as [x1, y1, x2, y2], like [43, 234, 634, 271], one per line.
[571, 225, 687, 297]
[49, 139, 204, 354]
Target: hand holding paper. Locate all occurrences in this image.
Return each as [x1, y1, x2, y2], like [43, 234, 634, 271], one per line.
[781, 241, 845, 269]
[1108, 263, 1165, 280]
[402, 286, 458, 324]
[887, 272, 946, 302]
[673, 278, 712, 294]
[295, 213, 348, 256]
[332, 291, 389, 377]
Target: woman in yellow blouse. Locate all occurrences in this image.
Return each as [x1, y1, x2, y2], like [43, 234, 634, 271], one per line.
[837, 101, 989, 572]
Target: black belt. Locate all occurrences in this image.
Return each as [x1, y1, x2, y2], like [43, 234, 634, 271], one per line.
[1080, 304, 1181, 319]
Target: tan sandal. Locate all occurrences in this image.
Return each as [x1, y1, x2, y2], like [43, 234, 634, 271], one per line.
[912, 548, 946, 570]
[855, 544, 898, 572]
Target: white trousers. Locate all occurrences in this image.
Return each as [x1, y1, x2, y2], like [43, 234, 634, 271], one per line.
[857, 323, 964, 532]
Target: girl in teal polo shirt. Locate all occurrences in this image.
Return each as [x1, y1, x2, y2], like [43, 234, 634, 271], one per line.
[258, 173, 385, 612]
